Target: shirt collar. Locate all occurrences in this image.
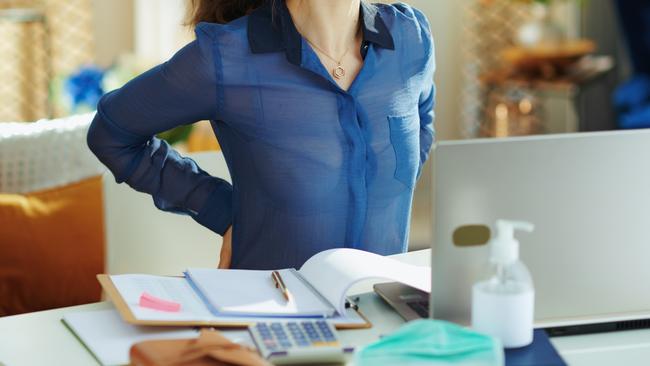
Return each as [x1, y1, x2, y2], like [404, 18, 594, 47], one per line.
[247, 0, 395, 66]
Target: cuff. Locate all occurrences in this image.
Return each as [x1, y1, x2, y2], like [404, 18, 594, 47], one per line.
[193, 181, 233, 236]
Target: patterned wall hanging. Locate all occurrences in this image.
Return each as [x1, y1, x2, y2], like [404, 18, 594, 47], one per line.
[0, 0, 95, 122]
[459, 0, 534, 137]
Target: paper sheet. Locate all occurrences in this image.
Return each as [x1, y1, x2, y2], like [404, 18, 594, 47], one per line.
[185, 268, 335, 317]
[298, 248, 431, 315]
[110, 275, 213, 321]
[63, 309, 252, 366]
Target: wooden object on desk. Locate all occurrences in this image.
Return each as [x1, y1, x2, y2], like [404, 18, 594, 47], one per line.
[481, 55, 614, 92]
[97, 274, 372, 330]
[501, 40, 596, 79]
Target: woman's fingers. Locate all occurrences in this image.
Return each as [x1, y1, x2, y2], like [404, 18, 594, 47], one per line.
[218, 226, 233, 269]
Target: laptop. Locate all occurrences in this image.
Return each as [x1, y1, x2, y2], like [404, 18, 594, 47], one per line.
[376, 129, 650, 336]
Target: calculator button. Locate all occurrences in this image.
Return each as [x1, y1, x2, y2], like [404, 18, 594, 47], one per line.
[253, 320, 342, 361]
[307, 334, 322, 341]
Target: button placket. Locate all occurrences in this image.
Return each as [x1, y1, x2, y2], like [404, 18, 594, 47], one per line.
[299, 44, 374, 248]
[335, 94, 367, 248]
[350, 98, 368, 248]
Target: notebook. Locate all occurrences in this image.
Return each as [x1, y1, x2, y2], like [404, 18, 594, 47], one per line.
[62, 309, 253, 366]
[185, 268, 335, 317]
[99, 248, 431, 329]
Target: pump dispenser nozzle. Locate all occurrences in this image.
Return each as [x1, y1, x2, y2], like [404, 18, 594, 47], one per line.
[490, 220, 535, 266]
[473, 219, 536, 348]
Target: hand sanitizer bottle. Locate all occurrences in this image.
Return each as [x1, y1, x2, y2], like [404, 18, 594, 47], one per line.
[472, 220, 535, 348]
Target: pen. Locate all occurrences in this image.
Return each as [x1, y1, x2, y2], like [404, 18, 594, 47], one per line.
[271, 270, 292, 302]
[345, 297, 359, 311]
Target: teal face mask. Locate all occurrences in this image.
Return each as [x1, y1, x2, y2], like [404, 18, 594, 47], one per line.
[356, 320, 504, 366]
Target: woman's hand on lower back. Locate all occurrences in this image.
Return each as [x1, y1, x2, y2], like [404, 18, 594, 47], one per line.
[218, 225, 233, 269]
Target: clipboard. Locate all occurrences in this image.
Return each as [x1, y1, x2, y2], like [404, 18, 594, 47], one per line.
[98, 274, 372, 330]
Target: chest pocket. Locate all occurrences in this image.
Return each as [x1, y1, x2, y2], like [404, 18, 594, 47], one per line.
[388, 112, 420, 188]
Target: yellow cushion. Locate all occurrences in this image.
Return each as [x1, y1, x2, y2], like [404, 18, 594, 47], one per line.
[0, 176, 104, 316]
[187, 120, 221, 152]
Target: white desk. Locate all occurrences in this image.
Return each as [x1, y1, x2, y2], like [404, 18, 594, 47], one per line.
[1, 250, 650, 365]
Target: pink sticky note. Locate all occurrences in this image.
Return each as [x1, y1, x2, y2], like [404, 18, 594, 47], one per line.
[138, 292, 182, 312]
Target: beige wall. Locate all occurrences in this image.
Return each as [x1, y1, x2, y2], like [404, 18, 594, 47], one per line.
[135, 0, 193, 62]
[408, 0, 464, 141]
[376, 0, 465, 141]
[92, 0, 134, 67]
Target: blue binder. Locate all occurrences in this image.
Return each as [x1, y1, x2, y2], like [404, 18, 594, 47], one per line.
[505, 329, 567, 366]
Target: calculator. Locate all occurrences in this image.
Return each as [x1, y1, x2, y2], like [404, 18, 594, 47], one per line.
[248, 320, 354, 365]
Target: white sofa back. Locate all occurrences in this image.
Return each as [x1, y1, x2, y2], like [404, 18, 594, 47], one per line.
[0, 113, 103, 194]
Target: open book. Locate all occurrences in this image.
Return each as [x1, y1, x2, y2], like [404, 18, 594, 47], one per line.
[99, 248, 431, 329]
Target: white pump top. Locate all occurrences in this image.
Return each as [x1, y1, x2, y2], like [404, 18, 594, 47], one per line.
[490, 219, 535, 265]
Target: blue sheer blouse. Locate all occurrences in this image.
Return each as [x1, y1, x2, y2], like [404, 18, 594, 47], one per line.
[87, 1, 436, 270]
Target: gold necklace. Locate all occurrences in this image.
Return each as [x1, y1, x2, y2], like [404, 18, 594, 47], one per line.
[303, 37, 351, 79]
[290, 9, 360, 80]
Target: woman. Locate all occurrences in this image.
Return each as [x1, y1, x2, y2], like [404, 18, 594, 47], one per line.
[87, 0, 435, 270]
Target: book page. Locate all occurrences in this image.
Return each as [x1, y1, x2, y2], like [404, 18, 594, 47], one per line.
[298, 249, 431, 315]
[110, 274, 213, 321]
[185, 268, 335, 317]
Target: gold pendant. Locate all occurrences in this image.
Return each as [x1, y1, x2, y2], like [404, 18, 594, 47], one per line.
[333, 64, 345, 79]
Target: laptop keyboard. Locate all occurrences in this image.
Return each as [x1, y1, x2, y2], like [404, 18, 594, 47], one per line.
[407, 300, 430, 318]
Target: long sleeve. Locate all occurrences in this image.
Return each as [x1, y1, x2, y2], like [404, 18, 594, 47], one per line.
[413, 7, 436, 179]
[418, 79, 435, 174]
[87, 29, 233, 236]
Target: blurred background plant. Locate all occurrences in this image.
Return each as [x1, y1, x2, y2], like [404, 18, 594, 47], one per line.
[50, 56, 193, 145]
